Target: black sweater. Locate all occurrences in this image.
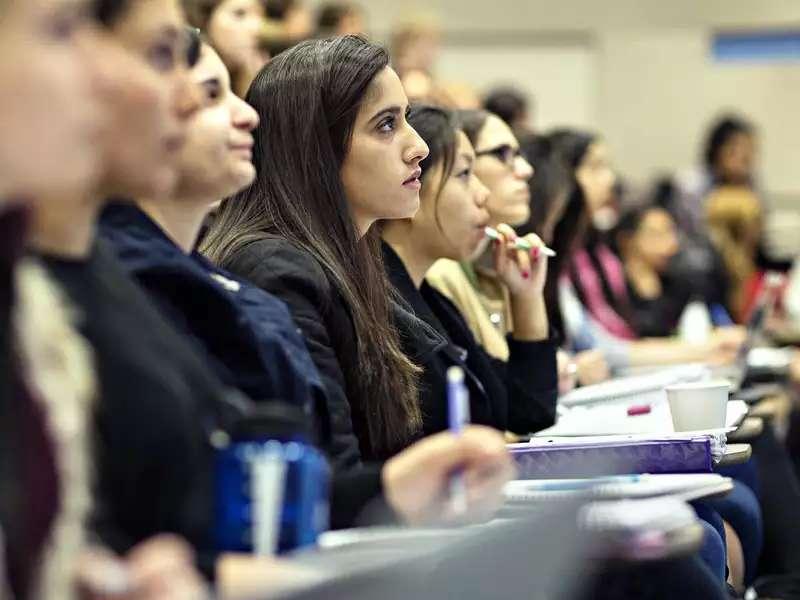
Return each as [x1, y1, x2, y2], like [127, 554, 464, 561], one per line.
[383, 243, 558, 436]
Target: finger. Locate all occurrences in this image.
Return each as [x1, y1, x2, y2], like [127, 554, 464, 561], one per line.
[492, 231, 509, 273]
[127, 535, 196, 590]
[515, 247, 532, 279]
[522, 234, 546, 262]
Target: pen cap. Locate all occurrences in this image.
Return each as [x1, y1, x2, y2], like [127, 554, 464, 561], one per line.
[447, 366, 465, 385]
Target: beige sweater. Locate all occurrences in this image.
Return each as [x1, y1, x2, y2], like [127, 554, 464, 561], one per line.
[425, 258, 514, 361]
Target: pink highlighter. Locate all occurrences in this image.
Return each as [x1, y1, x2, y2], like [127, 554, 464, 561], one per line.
[627, 404, 652, 417]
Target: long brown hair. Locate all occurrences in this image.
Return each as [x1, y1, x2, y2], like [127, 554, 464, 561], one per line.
[201, 35, 421, 455]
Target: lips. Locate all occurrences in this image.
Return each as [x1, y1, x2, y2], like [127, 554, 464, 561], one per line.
[403, 167, 422, 186]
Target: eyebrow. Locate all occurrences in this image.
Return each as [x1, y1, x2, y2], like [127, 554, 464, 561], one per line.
[368, 105, 404, 124]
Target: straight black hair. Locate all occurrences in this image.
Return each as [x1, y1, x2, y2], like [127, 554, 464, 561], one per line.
[406, 104, 459, 233]
[201, 35, 421, 454]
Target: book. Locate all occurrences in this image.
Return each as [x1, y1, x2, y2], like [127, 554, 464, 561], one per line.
[509, 436, 714, 478]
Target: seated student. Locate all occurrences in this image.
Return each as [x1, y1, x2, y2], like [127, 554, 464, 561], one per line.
[380, 105, 557, 436]
[96, 29, 512, 535]
[527, 129, 743, 372]
[614, 200, 693, 338]
[0, 0, 207, 598]
[315, 1, 366, 37]
[705, 186, 763, 322]
[202, 35, 432, 463]
[425, 108, 537, 363]
[182, 0, 269, 98]
[518, 130, 611, 388]
[99, 40, 328, 453]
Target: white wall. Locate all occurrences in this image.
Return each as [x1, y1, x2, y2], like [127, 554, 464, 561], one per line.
[307, 0, 800, 202]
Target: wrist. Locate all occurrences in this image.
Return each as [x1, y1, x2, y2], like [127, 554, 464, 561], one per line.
[510, 294, 549, 341]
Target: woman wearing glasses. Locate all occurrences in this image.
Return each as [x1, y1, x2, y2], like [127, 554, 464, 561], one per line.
[381, 105, 557, 440]
[427, 109, 550, 367]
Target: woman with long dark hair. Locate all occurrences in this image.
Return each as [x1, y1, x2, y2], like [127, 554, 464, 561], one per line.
[202, 35, 430, 462]
[381, 104, 557, 437]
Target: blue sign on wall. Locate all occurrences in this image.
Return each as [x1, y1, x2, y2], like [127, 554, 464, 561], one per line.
[713, 31, 800, 63]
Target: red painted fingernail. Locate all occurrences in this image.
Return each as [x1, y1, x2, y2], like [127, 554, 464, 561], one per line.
[531, 247, 541, 260]
[522, 271, 530, 279]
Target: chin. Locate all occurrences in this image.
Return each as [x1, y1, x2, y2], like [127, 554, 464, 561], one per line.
[506, 209, 531, 227]
[390, 193, 420, 219]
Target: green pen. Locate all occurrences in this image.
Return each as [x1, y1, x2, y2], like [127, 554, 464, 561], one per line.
[484, 226, 556, 257]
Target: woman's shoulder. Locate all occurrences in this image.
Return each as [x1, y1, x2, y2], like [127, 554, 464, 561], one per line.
[225, 236, 334, 300]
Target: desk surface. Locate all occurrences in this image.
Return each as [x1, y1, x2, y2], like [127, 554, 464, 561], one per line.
[717, 443, 752, 468]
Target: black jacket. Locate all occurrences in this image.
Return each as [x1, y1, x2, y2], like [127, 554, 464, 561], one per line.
[383, 243, 558, 436]
[221, 236, 377, 464]
[98, 204, 328, 442]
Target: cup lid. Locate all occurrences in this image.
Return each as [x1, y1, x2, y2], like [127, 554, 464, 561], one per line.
[665, 379, 731, 392]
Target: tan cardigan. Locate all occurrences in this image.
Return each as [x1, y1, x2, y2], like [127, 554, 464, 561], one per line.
[426, 258, 514, 361]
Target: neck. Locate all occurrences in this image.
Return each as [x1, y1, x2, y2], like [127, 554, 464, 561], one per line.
[138, 197, 211, 254]
[28, 193, 100, 259]
[382, 224, 436, 288]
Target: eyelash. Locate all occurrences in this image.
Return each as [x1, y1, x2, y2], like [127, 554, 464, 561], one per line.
[377, 116, 396, 134]
[457, 168, 471, 181]
[233, 8, 247, 18]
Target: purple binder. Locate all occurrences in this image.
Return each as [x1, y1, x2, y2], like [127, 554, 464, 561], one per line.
[510, 437, 714, 479]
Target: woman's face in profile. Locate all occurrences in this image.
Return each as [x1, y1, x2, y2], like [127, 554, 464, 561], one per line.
[0, 0, 104, 200]
[340, 66, 430, 234]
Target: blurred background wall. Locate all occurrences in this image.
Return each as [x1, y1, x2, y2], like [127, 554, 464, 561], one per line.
[308, 0, 800, 208]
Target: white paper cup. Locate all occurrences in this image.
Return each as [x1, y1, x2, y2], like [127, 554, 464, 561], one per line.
[665, 380, 730, 431]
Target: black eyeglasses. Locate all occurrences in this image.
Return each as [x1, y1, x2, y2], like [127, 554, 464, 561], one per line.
[475, 144, 522, 167]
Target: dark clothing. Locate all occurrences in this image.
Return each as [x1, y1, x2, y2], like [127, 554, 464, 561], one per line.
[0, 205, 60, 599]
[220, 237, 369, 464]
[98, 203, 327, 441]
[39, 242, 224, 573]
[626, 274, 692, 338]
[383, 243, 558, 436]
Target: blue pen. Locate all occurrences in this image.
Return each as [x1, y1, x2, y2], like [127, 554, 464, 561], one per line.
[447, 366, 470, 515]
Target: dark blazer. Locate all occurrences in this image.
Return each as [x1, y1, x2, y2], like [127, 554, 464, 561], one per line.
[383, 243, 558, 436]
[220, 236, 374, 465]
[98, 204, 331, 436]
[99, 207, 394, 529]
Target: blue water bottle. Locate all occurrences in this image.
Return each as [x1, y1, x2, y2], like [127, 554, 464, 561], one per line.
[214, 402, 330, 554]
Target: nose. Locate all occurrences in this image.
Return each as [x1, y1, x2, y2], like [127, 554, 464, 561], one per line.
[232, 95, 260, 132]
[174, 68, 202, 122]
[514, 154, 534, 181]
[403, 125, 429, 165]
